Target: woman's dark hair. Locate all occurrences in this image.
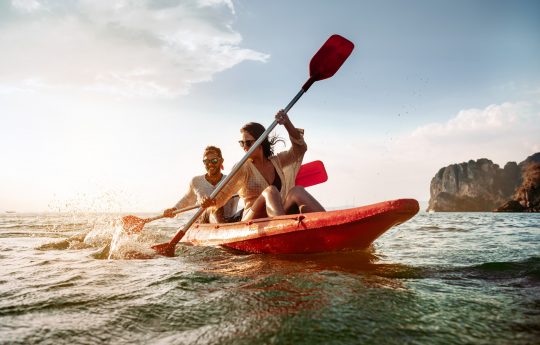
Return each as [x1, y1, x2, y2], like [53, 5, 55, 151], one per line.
[241, 122, 284, 158]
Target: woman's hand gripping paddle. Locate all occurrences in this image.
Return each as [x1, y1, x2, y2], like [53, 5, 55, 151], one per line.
[151, 35, 354, 257]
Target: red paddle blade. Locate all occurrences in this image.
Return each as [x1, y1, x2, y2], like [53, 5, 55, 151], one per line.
[151, 242, 176, 257]
[121, 215, 146, 234]
[303, 35, 354, 91]
[295, 160, 328, 187]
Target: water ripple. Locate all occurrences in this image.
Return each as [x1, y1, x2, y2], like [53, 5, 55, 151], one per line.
[1, 212, 539, 344]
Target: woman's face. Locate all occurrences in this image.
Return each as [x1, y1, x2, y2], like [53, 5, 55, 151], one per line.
[202, 152, 222, 176]
[239, 130, 261, 157]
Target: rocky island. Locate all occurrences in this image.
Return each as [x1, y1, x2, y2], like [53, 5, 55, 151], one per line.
[427, 153, 540, 212]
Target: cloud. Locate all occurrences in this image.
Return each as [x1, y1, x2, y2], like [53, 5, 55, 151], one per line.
[197, 0, 235, 14]
[404, 102, 540, 163]
[0, 0, 268, 98]
[310, 101, 540, 205]
[11, 0, 42, 12]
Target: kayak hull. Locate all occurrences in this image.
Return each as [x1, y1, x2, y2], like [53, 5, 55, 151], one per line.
[180, 199, 419, 254]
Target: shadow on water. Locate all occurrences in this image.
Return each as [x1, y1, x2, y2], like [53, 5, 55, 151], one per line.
[183, 245, 379, 274]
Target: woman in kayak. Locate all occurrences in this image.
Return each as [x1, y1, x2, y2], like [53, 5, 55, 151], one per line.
[202, 110, 324, 220]
[162, 146, 239, 223]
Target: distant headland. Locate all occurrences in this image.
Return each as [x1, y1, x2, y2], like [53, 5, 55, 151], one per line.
[427, 152, 540, 212]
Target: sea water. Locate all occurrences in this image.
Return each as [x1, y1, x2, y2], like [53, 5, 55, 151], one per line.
[0, 211, 539, 344]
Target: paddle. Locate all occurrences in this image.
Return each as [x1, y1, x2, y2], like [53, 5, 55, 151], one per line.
[152, 34, 354, 257]
[122, 160, 328, 234]
[295, 160, 328, 187]
[121, 205, 198, 234]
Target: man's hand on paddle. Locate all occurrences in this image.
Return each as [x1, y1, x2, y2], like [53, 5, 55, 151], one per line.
[163, 208, 176, 218]
[201, 196, 216, 209]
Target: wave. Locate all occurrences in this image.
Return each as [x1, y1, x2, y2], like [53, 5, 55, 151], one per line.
[367, 257, 540, 283]
[0, 232, 69, 239]
[416, 225, 468, 232]
[465, 257, 540, 280]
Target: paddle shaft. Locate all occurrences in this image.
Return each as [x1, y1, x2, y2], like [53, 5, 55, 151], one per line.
[167, 89, 306, 246]
[144, 205, 199, 223]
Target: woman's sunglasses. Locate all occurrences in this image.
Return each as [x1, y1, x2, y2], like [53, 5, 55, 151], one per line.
[238, 140, 255, 148]
[203, 158, 220, 165]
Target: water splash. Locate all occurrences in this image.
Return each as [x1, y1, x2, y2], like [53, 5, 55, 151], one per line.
[106, 222, 156, 260]
[84, 223, 116, 248]
[36, 215, 161, 260]
[47, 188, 136, 214]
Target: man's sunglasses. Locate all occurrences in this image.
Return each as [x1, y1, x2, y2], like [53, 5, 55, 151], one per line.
[238, 140, 255, 148]
[203, 158, 220, 165]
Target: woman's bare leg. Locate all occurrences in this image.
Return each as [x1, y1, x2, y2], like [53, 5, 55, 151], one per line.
[243, 186, 285, 220]
[283, 186, 325, 214]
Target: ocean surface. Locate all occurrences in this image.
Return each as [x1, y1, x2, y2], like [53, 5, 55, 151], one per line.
[0, 210, 539, 345]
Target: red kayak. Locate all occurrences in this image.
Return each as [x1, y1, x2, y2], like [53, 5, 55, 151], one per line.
[180, 199, 419, 254]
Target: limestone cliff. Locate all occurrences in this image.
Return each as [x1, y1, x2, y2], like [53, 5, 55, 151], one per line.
[496, 154, 540, 212]
[427, 153, 540, 212]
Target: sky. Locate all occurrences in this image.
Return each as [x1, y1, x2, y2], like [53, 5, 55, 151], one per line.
[1, 0, 539, 212]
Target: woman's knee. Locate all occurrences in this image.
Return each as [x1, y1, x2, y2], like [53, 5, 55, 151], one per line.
[262, 185, 280, 198]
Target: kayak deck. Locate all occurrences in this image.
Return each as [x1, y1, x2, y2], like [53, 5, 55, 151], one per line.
[180, 199, 419, 254]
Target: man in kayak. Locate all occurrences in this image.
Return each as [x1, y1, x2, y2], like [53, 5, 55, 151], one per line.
[201, 110, 324, 220]
[162, 146, 239, 223]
